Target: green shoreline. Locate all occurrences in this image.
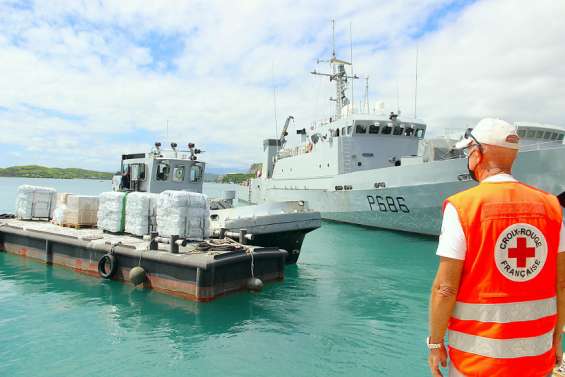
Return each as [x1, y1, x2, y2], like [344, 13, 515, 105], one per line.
[0, 165, 113, 180]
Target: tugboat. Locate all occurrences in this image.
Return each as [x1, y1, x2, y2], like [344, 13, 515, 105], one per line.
[112, 142, 321, 264]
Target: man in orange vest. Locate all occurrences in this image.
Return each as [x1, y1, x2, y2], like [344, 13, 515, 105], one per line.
[427, 118, 565, 377]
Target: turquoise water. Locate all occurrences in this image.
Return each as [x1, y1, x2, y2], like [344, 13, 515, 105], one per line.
[0, 177, 439, 377]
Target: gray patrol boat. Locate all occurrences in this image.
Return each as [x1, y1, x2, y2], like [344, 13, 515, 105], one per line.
[238, 45, 565, 236]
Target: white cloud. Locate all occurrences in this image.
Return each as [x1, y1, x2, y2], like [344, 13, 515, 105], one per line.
[0, 0, 563, 173]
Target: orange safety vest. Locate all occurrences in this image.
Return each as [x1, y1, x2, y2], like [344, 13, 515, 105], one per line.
[444, 181, 562, 377]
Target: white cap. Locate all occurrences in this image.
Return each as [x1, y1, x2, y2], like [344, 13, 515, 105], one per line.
[455, 118, 520, 150]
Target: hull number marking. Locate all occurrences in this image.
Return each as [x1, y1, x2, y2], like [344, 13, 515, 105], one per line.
[367, 195, 410, 213]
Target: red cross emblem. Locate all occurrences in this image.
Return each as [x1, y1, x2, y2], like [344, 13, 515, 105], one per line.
[508, 237, 536, 268]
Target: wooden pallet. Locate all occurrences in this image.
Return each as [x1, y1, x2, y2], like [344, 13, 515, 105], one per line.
[61, 223, 96, 230]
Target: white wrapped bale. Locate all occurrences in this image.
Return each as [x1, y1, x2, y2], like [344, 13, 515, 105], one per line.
[15, 185, 57, 220]
[97, 192, 127, 232]
[156, 191, 210, 240]
[125, 192, 159, 236]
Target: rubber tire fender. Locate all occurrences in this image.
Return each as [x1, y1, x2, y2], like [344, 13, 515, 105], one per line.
[98, 253, 118, 279]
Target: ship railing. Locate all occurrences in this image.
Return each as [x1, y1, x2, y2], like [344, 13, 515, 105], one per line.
[519, 140, 565, 152]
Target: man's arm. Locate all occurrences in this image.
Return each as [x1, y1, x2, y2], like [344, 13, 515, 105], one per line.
[428, 256, 464, 377]
[429, 257, 464, 341]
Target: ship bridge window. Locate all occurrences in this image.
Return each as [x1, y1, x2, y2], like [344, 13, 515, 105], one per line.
[405, 127, 415, 137]
[369, 124, 380, 134]
[332, 128, 340, 137]
[341, 127, 346, 136]
[393, 126, 404, 136]
[156, 161, 170, 181]
[551, 132, 558, 140]
[526, 130, 536, 138]
[190, 164, 203, 183]
[415, 129, 425, 139]
[172, 165, 185, 182]
[518, 130, 526, 137]
[536, 130, 544, 138]
[347, 126, 353, 135]
[544, 131, 551, 140]
[356, 124, 367, 134]
[382, 124, 392, 135]
[558, 134, 564, 141]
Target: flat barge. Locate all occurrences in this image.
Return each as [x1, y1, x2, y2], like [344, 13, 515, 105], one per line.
[0, 219, 287, 302]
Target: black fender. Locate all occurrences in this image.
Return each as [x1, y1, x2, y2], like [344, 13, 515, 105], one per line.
[97, 253, 118, 279]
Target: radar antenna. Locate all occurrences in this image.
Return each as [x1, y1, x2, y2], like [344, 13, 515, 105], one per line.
[311, 19, 360, 120]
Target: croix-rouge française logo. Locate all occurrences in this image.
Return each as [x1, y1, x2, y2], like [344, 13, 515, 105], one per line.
[494, 223, 548, 282]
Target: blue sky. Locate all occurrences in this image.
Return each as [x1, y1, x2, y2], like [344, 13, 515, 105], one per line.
[0, 0, 563, 173]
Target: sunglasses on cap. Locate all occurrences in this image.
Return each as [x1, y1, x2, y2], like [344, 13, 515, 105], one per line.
[462, 128, 483, 157]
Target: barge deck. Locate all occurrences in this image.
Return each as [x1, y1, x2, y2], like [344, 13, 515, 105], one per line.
[0, 219, 287, 302]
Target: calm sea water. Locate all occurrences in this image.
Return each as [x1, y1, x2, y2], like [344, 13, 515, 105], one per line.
[0, 177, 439, 377]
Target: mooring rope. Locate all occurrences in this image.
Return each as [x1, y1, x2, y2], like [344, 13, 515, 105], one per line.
[195, 238, 255, 277]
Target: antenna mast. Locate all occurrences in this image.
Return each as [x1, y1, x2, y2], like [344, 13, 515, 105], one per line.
[414, 45, 419, 119]
[349, 22, 354, 115]
[272, 62, 278, 138]
[311, 19, 359, 121]
[364, 76, 369, 113]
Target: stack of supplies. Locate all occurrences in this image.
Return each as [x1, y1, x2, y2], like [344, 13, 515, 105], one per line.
[156, 190, 210, 240]
[125, 192, 159, 236]
[97, 192, 127, 232]
[15, 185, 57, 220]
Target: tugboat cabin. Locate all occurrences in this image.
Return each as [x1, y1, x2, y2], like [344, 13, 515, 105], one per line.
[113, 142, 205, 193]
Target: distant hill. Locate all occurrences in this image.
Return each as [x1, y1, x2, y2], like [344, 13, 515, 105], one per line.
[0, 165, 113, 180]
[221, 173, 254, 184]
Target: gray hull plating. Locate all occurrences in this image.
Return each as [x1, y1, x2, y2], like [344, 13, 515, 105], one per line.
[241, 147, 565, 236]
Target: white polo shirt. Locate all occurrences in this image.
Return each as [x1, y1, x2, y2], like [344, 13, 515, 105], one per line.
[436, 173, 565, 260]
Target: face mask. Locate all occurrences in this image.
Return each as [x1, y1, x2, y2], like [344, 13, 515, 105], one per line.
[467, 158, 479, 182]
[467, 148, 481, 182]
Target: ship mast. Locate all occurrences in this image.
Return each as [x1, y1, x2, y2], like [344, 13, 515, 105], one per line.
[311, 20, 359, 121]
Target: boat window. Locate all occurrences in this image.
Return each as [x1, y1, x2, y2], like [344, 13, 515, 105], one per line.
[172, 165, 185, 182]
[347, 126, 353, 135]
[156, 161, 170, 181]
[551, 132, 558, 140]
[382, 124, 392, 135]
[517, 130, 526, 137]
[393, 126, 404, 135]
[333, 128, 340, 137]
[536, 130, 544, 138]
[544, 131, 551, 140]
[190, 165, 202, 182]
[405, 127, 414, 136]
[415, 128, 425, 139]
[130, 163, 145, 181]
[558, 134, 564, 141]
[356, 124, 367, 134]
[369, 124, 380, 134]
[341, 127, 346, 136]
[526, 130, 536, 138]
